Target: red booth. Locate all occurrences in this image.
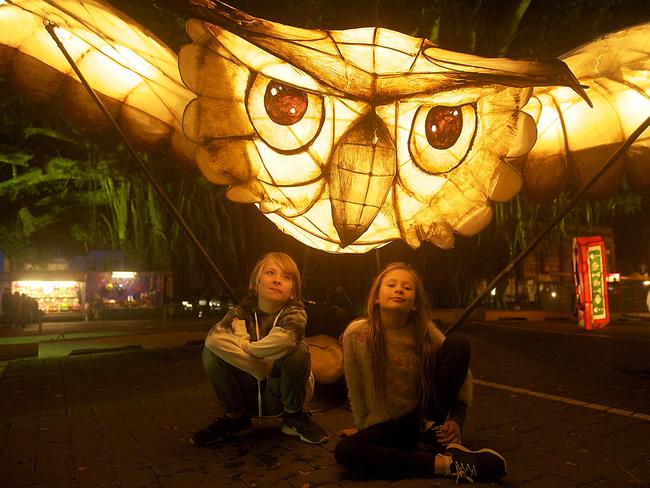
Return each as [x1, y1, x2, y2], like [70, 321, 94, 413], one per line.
[573, 236, 610, 329]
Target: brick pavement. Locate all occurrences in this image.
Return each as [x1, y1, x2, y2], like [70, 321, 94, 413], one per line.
[1, 328, 650, 487]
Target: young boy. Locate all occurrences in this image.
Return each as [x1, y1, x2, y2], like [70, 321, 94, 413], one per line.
[191, 252, 329, 446]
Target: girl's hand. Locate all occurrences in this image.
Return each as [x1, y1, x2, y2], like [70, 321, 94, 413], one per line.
[336, 427, 359, 438]
[436, 420, 461, 446]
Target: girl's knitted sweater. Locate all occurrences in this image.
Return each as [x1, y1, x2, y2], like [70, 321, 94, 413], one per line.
[342, 318, 472, 430]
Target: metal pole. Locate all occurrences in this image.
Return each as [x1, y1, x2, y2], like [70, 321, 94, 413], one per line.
[44, 21, 240, 306]
[445, 114, 650, 335]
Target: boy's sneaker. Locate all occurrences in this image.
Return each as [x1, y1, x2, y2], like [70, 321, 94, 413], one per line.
[281, 410, 329, 444]
[445, 443, 507, 483]
[189, 415, 253, 446]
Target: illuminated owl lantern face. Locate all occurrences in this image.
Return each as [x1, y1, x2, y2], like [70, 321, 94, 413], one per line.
[180, 2, 587, 253]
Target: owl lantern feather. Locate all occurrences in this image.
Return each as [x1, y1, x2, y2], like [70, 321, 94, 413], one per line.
[1, 0, 649, 254]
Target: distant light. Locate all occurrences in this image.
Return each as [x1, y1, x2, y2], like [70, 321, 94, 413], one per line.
[16, 280, 79, 290]
[490, 288, 496, 296]
[198, 299, 207, 306]
[112, 271, 136, 279]
[606, 273, 620, 283]
[643, 280, 650, 287]
[551, 291, 557, 298]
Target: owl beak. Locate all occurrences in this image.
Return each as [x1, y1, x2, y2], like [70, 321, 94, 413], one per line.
[328, 114, 396, 248]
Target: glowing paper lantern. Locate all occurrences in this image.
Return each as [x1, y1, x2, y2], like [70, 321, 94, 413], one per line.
[179, 2, 588, 253]
[1, 1, 649, 254]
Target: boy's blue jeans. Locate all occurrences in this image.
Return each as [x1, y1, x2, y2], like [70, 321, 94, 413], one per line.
[202, 341, 311, 416]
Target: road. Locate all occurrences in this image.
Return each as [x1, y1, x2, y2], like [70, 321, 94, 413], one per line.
[466, 321, 650, 415]
[1, 318, 650, 487]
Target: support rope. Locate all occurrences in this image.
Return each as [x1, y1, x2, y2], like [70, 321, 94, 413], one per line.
[445, 114, 650, 335]
[45, 21, 240, 305]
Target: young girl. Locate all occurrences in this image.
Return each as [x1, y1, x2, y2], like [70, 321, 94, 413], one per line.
[190, 252, 328, 446]
[335, 263, 506, 483]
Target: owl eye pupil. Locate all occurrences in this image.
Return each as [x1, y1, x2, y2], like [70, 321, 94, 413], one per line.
[425, 106, 463, 149]
[264, 81, 308, 126]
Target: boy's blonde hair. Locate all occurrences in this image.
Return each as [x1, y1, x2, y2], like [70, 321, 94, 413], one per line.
[248, 252, 302, 301]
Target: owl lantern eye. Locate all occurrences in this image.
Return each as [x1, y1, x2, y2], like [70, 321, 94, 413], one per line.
[409, 104, 477, 174]
[247, 74, 324, 153]
[425, 106, 463, 149]
[264, 81, 308, 125]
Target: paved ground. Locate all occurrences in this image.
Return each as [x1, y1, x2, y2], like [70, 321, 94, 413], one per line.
[0, 318, 216, 360]
[1, 316, 650, 487]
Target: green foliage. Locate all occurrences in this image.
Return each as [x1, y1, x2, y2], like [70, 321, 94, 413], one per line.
[0, 151, 33, 167]
[0, 75, 246, 294]
[492, 190, 644, 259]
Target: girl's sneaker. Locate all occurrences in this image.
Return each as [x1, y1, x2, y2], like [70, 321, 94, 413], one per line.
[444, 443, 507, 483]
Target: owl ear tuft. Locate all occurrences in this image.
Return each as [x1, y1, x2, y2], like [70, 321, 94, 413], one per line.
[422, 47, 592, 107]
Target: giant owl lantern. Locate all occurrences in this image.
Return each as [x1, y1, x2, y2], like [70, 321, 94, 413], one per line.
[1, 0, 649, 254]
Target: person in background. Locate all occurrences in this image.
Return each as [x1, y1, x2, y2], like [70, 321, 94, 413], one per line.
[335, 262, 506, 483]
[27, 295, 42, 328]
[1, 287, 12, 327]
[13, 291, 23, 329]
[190, 252, 328, 446]
[630, 262, 649, 280]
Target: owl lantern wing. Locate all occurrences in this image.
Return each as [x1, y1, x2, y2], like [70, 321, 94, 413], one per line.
[526, 23, 650, 201]
[0, 1, 647, 255]
[0, 0, 194, 161]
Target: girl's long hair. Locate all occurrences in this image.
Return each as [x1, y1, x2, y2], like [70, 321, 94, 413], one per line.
[365, 262, 435, 414]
